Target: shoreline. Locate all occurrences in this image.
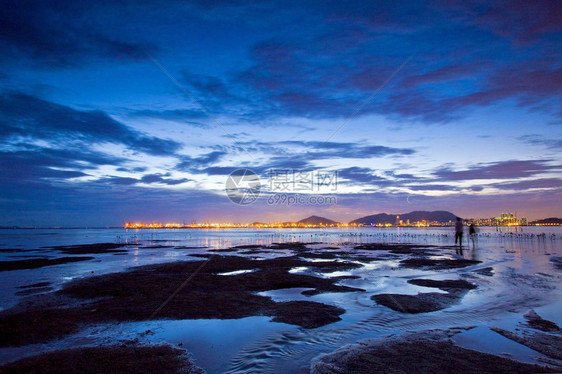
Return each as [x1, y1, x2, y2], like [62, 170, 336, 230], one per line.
[1, 224, 560, 230]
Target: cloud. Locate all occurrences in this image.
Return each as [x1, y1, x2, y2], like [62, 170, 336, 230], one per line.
[129, 109, 209, 125]
[175, 151, 227, 172]
[0, 92, 182, 156]
[441, 63, 562, 121]
[200, 166, 238, 176]
[465, 0, 562, 44]
[337, 166, 431, 189]
[98, 176, 139, 186]
[406, 184, 458, 191]
[338, 167, 393, 186]
[179, 72, 245, 108]
[519, 135, 562, 149]
[490, 178, 562, 191]
[0, 177, 232, 227]
[182, 141, 415, 181]
[0, 1, 156, 67]
[215, 1, 562, 123]
[2, 1, 562, 226]
[215, 140, 415, 160]
[0, 147, 123, 185]
[5, 0, 560, 123]
[96, 174, 191, 187]
[434, 160, 560, 181]
[0, 93, 190, 201]
[140, 174, 190, 185]
[261, 157, 314, 171]
[399, 64, 486, 88]
[188, 141, 415, 179]
[337, 160, 562, 193]
[283, 141, 415, 159]
[116, 166, 148, 173]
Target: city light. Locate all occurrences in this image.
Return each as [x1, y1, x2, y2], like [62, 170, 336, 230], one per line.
[123, 211, 559, 229]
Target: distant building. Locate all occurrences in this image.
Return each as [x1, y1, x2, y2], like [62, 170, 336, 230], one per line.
[494, 212, 517, 225]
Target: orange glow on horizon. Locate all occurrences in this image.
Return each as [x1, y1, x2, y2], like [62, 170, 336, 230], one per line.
[123, 221, 461, 229]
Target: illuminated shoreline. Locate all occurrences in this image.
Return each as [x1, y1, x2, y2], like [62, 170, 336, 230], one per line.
[123, 222, 560, 229]
[123, 222, 431, 229]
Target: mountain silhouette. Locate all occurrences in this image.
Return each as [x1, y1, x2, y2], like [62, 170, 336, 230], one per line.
[530, 217, 562, 225]
[350, 210, 457, 225]
[298, 215, 339, 225]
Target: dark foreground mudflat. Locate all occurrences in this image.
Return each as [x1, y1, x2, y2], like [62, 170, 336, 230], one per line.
[400, 257, 481, 269]
[312, 334, 557, 374]
[407, 278, 477, 291]
[0, 345, 203, 374]
[46, 243, 130, 255]
[2, 241, 540, 374]
[492, 310, 562, 362]
[373, 278, 478, 313]
[0, 254, 363, 347]
[0, 257, 94, 272]
[372, 292, 461, 313]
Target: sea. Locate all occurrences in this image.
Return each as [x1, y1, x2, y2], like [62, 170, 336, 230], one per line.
[0, 226, 561, 373]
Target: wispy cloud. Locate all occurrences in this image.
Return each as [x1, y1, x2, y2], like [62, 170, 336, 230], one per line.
[434, 160, 561, 181]
[0, 92, 182, 156]
[519, 135, 562, 150]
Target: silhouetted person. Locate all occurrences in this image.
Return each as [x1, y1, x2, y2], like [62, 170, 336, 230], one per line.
[469, 223, 477, 248]
[455, 217, 463, 249]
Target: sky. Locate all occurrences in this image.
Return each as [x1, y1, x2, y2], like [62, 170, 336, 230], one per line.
[1, 0, 561, 226]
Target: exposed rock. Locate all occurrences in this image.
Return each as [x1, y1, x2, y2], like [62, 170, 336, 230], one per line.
[400, 258, 481, 270]
[271, 301, 345, 328]
[311, 330, 555, 373]
[473, 267, 494, 276]
[524, 310, 561, 332]
[0, 345, 203, 374]
[47, 243, 129, 254]
[408, 278, 477, 292]
[550, 257, 562, 270]
[372, 292, 460, 313]
[491, 327, 562, 360]
[0, 257, 94, 272]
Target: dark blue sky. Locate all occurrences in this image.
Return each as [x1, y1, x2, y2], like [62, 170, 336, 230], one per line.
[1, 0, 561, 226]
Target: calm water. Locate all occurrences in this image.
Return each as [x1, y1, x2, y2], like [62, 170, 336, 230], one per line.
[0, 227, 561, 372]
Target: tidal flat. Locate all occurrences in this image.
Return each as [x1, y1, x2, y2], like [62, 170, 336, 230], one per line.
[0, 227, 560, 373]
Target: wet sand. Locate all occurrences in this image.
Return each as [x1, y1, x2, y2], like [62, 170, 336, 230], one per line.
[0, 251, 363, 347]
[0, 257, 94, 271]
[0, 345, 203, 374]
[311, 330, 556, 373]
[0, 238, 561, 373]
[372, 278, 478, 313]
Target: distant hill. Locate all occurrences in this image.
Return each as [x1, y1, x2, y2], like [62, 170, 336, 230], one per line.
[529, 217, 562, 225]
[350, 210, 458, 225]
[298, 215, 339, 225]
